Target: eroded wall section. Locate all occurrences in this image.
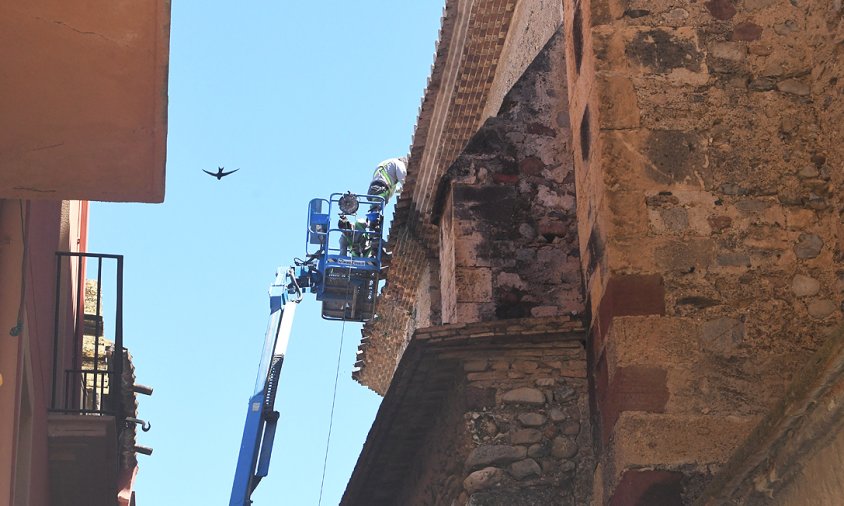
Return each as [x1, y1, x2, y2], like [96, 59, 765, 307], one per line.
[436, 30, 584, 325]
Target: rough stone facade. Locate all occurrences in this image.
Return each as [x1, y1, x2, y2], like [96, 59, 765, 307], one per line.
[345, 0, 844, 504]
[563, 0, 844, 501]
[435, 29, 581, 324]
[343, 317, 591, 505]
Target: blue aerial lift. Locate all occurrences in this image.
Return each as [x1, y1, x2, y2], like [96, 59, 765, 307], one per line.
[229, 192, 385, 506]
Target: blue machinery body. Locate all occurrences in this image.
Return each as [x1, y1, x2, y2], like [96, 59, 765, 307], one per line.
[230, 193, 385, 505]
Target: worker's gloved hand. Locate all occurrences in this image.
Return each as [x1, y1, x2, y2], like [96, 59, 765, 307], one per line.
[338, 216, 351, 230]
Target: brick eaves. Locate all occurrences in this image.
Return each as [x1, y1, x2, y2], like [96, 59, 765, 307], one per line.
[355, 0, 520, 393]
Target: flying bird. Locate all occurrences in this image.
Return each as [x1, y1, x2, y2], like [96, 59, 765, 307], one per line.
[203, 167, 239, 180]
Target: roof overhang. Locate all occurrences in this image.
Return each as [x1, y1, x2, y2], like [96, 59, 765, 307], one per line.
[0, 1, 171, 202]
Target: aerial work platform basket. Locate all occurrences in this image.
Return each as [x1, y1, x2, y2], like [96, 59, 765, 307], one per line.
[300, 192, 385, 322]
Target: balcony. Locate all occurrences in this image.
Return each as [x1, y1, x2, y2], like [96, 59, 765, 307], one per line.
[48, 252, 145, 506]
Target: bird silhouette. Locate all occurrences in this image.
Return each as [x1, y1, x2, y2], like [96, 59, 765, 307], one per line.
[203, 167, 239, 180]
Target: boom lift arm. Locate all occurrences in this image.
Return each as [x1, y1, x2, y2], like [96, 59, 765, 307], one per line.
[229, 192, 385, 505]
[229, 268, 302, 506]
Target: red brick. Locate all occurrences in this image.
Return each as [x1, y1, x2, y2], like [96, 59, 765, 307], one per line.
[605, 273, 666, 318]
[492, 173, 519, 184]
[610, 469, 683, 506]
[599, 365, 668, 446]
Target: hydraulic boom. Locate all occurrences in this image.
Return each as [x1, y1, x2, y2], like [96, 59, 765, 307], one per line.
[229, 269, 300, 506]
[229, 192, 386, 504]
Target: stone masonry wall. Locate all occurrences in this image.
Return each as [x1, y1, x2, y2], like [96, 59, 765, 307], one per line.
[392, 326, 593, 506]
[435, 29, 584, 325]
[456, 342, 592, 505]
[563, 0, 844, 502]
[393, 381, 473, 506]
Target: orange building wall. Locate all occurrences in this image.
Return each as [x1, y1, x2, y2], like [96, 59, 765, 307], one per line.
[0, 199, 86, 506]
[0, 2, 170, 203]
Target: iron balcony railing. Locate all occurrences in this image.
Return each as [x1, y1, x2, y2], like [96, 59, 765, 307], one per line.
[51, 252, 124, 428]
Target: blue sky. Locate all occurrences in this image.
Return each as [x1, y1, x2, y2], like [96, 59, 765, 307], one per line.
[88, 2, 443, 504]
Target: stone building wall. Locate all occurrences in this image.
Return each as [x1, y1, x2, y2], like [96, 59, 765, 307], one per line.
[356, 22, 582, 395]
[455, 340, 592, 505]
[435, 29, 583, 325]
[382, 318, 594, 506]
[393, 381, 472, 506]
[562, 0, 844, 502]
[346, 0, 844, 503]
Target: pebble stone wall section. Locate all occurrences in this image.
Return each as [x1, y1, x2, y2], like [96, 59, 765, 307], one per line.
[457, 340, 592, 505]
[562, 0, 844, 502]
[342, 317, 592, 506]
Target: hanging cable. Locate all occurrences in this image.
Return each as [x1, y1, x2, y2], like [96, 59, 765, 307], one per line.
[318, 315, 347, 505]
[10, 200, 29, 337]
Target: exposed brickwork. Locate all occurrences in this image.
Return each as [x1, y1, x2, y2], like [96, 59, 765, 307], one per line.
[410, 0, 519, 219]
[599, 365, 668, 446]
[354, 228, 430, 394]
[394, 0, 517, 232]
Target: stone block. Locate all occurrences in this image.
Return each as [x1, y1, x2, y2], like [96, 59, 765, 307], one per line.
[511, 428, 543, 445]
[794, 233, 823, 259]
[792, 274, 821, 297]
[601, 130, 649, 190]
[464, 466, 505, 494]
[778, 78, 811, 96]
[625, 28, 703, 74]
[455, 302, 495, 324]
[509, 458, 542, 480]
[456, 267, 493, 302]
[599, 75, 640, 129]
[518, 413, 547, 427]
[551, 436, 578, 459]
[600, 274, 666, 334]
[704, 0, 736, 20]
[610, 412, 756, 477]
[654, 238, 715, 272]
[700, 317, 744, 357]
[710, 41, 746, 62]
[466, 445, 528, 470]
[607, 189, 648, 236]
[731, 22, 763, 41]
[643, 130, 707, 186]
[808, 299, 837, 319]
[501, 387, 547, 405]
[455, 232, 492, 267]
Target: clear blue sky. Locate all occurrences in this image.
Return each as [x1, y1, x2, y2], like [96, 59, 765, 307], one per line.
[88, 2, 443, 504]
